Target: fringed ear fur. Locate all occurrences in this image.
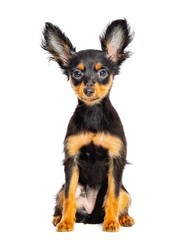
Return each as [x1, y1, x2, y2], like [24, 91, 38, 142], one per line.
[100, 19, 134, 65]
[41, 22, 75, 69]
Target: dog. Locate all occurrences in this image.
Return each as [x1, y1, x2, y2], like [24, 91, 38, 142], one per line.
[41, 19, 134, 232]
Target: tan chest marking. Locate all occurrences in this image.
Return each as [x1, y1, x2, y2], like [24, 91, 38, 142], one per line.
[66, 132, 123, 157]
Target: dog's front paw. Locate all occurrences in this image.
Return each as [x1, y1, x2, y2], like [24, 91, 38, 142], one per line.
[56, 221, 74, 232]
[103, 220, 120, 232]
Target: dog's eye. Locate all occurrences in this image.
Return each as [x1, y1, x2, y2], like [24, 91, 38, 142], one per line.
[73, 70, 82, 80]
[98, 69, 108, 78]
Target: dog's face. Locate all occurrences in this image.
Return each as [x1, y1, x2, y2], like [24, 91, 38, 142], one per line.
[68, 50, 117, 105]
[42, 20, 133, 105]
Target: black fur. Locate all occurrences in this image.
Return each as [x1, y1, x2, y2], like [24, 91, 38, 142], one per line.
[63, 96, 127, 222]
[65, 97, 126, 141]
[42, 19, 133, 228]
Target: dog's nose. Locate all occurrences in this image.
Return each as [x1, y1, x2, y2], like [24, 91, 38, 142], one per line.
[84, 88, 95, 97]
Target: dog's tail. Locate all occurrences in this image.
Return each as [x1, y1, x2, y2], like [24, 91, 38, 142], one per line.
[76, 180, 108, 224]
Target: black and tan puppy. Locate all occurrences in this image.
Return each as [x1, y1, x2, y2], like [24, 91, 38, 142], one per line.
[41, 19, 134, 232]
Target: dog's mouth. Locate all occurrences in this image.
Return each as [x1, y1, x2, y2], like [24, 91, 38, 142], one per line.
[81, 96, 100, 101]
[80, 96, 101, 104]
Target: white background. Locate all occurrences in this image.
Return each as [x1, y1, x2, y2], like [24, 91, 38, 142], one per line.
[0, 0, 182, 239]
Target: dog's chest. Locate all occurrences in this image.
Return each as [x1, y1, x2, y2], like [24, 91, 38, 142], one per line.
[66, 132, 123, 158]
[66, 131, 123, 186]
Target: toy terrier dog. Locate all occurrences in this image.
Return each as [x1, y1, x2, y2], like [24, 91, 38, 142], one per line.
[41, 19, 134, 232]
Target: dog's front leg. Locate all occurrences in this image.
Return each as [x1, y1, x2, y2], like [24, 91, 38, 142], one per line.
[56, 158, 79, 232]
[103, 161, 123, 232]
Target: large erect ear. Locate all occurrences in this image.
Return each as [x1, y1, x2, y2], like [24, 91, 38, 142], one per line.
[100, 19, 133, 65]
[41, 22, 76, 69]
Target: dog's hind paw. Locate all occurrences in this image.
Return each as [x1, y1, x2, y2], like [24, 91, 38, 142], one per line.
[119, 214, 135, 227]
[52, 215, 62, 226]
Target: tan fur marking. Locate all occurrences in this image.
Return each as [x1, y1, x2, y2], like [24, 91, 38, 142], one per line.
[95, 62, 102, 71]
[56, 166, 79, 232]
[94, 133, 122, 157]
[119, 190, 131, 213]
[71, 81, 86, 100]
[66, 132, 122, 157]
[77, 63, 85, 71]
[69, 75, 113, 106]
[118, 190, 134, 227]
[92, 75, 113, 104]
[119, 214, 135, 227]
[66, 132, 94, 157]
[103, 171, 120, 232]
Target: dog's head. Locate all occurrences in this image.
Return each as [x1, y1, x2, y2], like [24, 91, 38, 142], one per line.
[42, 20, 133, 105]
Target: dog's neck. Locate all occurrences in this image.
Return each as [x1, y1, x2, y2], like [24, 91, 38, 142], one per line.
[65, 95, 125, 143]
[77, 96, 111, 108]
[75, 96, 114, 133]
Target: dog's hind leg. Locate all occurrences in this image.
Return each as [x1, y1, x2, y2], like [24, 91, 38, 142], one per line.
[52, 187, 64, 226]
[118, 188, 135, 227]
